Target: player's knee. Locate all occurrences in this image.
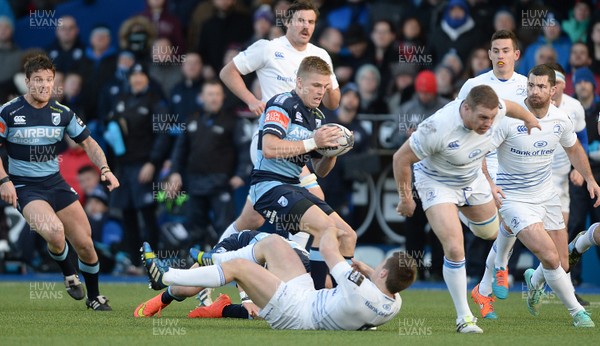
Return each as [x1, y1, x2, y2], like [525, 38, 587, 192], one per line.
[36, 221, 65, 243]
[443, 244, 465, 260]
[467, 213, 499, 240]
[73, 239, 95, 257]
[340, 227, 357, 245]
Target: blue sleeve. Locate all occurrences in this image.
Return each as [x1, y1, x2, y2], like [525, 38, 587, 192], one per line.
[66, 112, 90, 143]
[576, 128, 588, 154]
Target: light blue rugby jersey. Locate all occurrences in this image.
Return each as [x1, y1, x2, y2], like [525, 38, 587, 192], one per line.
[0, 96, 90, 180]
[249, 91, 324, 203]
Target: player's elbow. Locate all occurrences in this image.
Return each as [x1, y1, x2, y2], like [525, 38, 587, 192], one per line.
[219, 63, 236, 84]
[262, 145, 277, 159]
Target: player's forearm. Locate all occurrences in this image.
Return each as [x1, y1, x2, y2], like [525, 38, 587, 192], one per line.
[262, 136, 314, 159]
[393, 146, 415, 202]
[566, 142, 596, 183]
[312, 157, 336, 178]
[319, 228, 345, 270]
[80, 137, 109, 170]
[322, 87, 340, 110]
[505, 100, 537, 124]
[220, 63, 257, 106]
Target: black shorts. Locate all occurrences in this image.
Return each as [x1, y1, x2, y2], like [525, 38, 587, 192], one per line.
[13, 173, 79, 212]
[253, 184, 333, 234]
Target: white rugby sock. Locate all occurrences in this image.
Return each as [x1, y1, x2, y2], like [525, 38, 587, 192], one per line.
[478, 241, 497, 296]
[543, 265, 583, 316]
[212, 243, 258, 265]
[443, 257, 473, 322]
[494, 224, 516, 268]
[575, 223, 599, 254]
[163, 265, 226, 287]
[288, 231, 310, 249]
[531, 263, 545, 289]
[218, 222, 240, 243]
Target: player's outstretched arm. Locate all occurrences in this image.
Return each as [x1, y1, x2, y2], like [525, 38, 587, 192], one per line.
[565, 141, 600, 207]
[262, 126, 341, 159]
[220, 62, 265, 117]
[504, 99, 541, 133]
[319, 227, 346, 271]
[79, 136, 120, 191]
[0, 159, 17, 208]
[392, 141, 420, 217]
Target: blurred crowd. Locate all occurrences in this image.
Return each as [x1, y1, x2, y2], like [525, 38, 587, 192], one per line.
[1, 0, 600, 283]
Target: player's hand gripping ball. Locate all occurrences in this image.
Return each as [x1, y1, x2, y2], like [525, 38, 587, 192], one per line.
[315, 123, 354, 157]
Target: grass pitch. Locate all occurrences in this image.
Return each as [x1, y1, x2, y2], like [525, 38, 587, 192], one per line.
[0, 281, 598, 346]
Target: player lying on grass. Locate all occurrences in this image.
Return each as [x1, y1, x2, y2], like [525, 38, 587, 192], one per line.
[134, 230, 310, 318]
[142, 229, 417, 330]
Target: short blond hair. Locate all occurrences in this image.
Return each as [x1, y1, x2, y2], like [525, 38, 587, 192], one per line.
[297, 56, 331, 79]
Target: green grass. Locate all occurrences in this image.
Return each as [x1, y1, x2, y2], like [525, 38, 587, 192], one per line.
[0, 282, 598, 345]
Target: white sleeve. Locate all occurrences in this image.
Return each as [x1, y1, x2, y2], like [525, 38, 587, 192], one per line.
[491, 117, 510, 149]
[330, 261, 378, 299]
[573, 102, 586, 133]
[560, 114, 578, 148]
[408, 117, 444, 160]
[496, 98, 508, 120]
[322, 52, 339, 90]
[232, 39, 268, 75]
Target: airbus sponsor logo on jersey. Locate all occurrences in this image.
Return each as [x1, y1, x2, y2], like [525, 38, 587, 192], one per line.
[516, 125, 528, 134]
[447, 140, 460, 149]
[533, 140, 548, 148]
[51, 113, 61, 126]
[468, 149, 482, 158]
[287, 126, 312, 140]
[274, 51, 284, 59]
[12, 128, 63, 143]
[14, 115, 26, 124]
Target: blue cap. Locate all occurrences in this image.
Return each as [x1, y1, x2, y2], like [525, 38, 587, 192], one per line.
[573, 67, 596, 89]
[341, 83, 359, 95]
[87, 186, 109, 205]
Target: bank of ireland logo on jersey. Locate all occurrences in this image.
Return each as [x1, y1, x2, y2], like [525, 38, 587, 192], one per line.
[51, 113, 61, 126]
[278, 196, 288, 207]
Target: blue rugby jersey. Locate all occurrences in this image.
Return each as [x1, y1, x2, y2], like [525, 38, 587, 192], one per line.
[249, 91, 324, 203]
[0, 96, 90, 180]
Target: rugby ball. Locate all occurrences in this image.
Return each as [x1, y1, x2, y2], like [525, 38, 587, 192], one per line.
[315, 123, 354, 157]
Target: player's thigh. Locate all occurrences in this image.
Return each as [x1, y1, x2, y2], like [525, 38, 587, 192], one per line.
[221, 259, 283, 309]
[56, 200, 93, 248]
[424, 203, 464, 255]
[22, 200, 64, 242]
[459, 200, 497, 222]
[517, 223, 560, 267]
[237, 197, 265, 231]
[300, 205, 337, 239]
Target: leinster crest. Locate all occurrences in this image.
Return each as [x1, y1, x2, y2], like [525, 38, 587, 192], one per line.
[51, 113, 61, 126]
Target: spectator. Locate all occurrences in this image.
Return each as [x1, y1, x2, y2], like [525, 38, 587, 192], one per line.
[140, 0, 185, 52]
[534, 44, 558, 66]
[319, 83, 370, 224]
[245, 4, 274, 48]
[148, 37, 183, 97]
[394, 70, 450, 146]
[78, 165, 101, 200]
[493, 9, 516, 33]
[587, 17, 600, 75]
[440, 49, 464, 80]
[46, 15, 83, 74]
[198, 0, 252, 74]
[97, 50, 137, 123]
[386, 63, 418, 115]
[434, 64, 457, 99]
[118, 15, 157, 61]
[355, 63, 388, 114]
[104, 63, 170, 264]
[167, 80, 252, 249]
[366, 19, 397, 96]
[397, 16, 427, 63]
[427, 0, 485, 66]
[565, 42, 599, 95]
[0, 48, 44, 103]
[169, 52, 204, 129]
[78, 24, 118, 123]
[461, 46, 491, 81]
[518, 11, 572, 75]
[326, 0, 370, 34]
[340, 24, 369, 74]
[60, 72, 84, 117]
[562, 0, 591, 44]
[318, 26, 343, 68]
[0, 15, 21, 85]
